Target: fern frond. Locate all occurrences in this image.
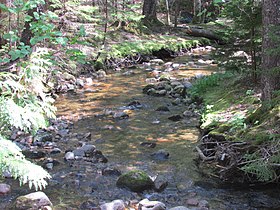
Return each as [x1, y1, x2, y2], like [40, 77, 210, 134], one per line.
[0, 137, 51, 190]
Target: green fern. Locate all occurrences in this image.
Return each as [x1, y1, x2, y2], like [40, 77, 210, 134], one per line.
[0, 49, 55, 189]
[0, 136, 51, 190]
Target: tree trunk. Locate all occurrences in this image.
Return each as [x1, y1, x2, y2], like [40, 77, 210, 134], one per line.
[0, 0, 7, 47]
[20, 8, 37, 46]
[174, 0, 179, 27]
[193, 0, 202, 23]
[261, 0, 280, 100]
[165, 0, 170, 25]
[142, 0, 157, 19]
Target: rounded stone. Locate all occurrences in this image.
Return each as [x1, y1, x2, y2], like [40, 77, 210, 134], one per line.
[0, 183, 11, 195]
[14, 191, 52, 209]
[116, 170, 154, 192]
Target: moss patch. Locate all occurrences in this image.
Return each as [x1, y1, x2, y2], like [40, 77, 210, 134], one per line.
[116, 170, 154, 192]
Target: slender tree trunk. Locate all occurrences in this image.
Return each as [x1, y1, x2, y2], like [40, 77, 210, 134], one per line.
[20, 8, 37, 46]
[165, 0, 170, 25]
[174, 0, 179, 27]
[261, 0, 280, 100]
[0, 0, 7, 47]
[193, 0, 202, 23]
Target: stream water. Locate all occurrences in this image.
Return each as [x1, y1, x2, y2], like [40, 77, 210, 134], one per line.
[1, 48, 280, 210]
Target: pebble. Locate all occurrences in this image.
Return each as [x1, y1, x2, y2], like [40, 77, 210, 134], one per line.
[0, 183, 11, 195]
[64, 151, 75, 161]
[186, 198, 199, 206]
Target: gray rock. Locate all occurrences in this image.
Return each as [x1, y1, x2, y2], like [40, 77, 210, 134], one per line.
[171, 98, 181, 105]
[76, 79, 84, 87]
[155, 106, 170, 112]
[113, 111, 129, 119]
[150, 59, 164, 64]
[93, 150, 108, 163]
[170, 81, 182, 87]
[153, 175, 168, 192]
[143, 84, 156, 93]
[85, 77, 93, 85]
[73, 144, 96, 158]
[102, 168, 121, 176]
[138, 199, 166, 210]
[140, 142, 157, 148]
[34, 131, 53, 143]
[63, 72, 75, 81]
[157, 90, 167, 96]
[151, 149, 169, 160]
[97, 70, 107, 78]
[116, 170, 154, 192]
[198, 200, 209, 208]
[183, 110, 194, 117]
[0, 183, 11, 195]
[100, 199, 125, 210]
[50, 148, 62, 154]
[182, 81, 192, 89]
[64, 151, 75, 161]
[147, 88, 156, 96]
[186, 198, 199, 206]
[14, 191, 52, 210]
[146, 78, 158, 83]
[169, 206, 190, 210]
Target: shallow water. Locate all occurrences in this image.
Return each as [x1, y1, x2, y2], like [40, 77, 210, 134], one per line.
[2, 51, 280, 210]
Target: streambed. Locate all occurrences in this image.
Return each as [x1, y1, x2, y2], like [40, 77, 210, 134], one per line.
[1, 47, 279, 210]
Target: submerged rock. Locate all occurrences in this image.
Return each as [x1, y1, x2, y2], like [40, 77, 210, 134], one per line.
[116, 170, 154, 192]
[168, 115, 183, 122]
[102, 167, 121, 176]
[140, 142, 157, 148]
[14, 191, 52, 210]
[22, 150, 46, 159]
[151, 149, 169, 160]
[155, 106, 170, 112]
[153, 175, 168, 192]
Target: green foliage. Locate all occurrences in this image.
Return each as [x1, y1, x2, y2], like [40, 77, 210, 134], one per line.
[228, 113, 246, 132]
[242, 154, 274, 181]
[0, 51, 54, 189]
[0, 136, 51, 190]
[0, 0, 58, 190]
[0, 49, 56, 135]
[190, 72, 232, 97]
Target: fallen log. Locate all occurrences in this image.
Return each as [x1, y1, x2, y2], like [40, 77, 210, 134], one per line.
[176, 26, 224, 43]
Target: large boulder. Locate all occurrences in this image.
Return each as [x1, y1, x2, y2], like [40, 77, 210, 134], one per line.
[14, 191, 52, 210]
[116, 170, 154, 192]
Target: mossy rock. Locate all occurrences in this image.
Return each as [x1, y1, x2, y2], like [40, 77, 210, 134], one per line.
[143, 84, 156, 94]
[116, 170, 154, 192]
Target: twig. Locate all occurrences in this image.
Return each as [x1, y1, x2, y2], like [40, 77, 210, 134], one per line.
[196, 146, 215, 161]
